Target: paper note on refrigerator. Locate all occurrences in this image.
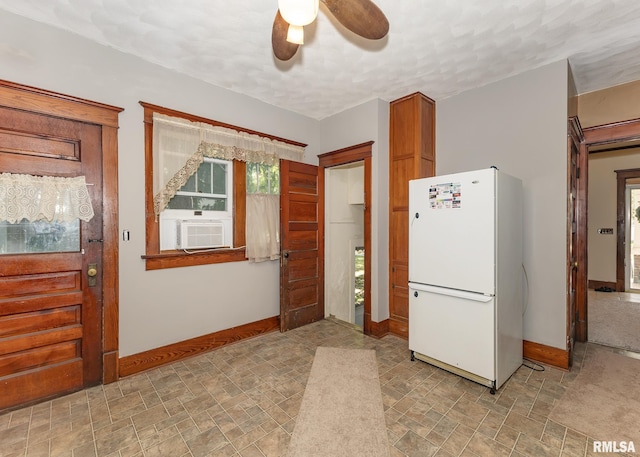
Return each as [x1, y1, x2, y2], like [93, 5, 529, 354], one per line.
[429, 182, 461, 209]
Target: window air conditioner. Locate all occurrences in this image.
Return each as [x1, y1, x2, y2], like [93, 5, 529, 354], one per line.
[176, 220, 225, 249]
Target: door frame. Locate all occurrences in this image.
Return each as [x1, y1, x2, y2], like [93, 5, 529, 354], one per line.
[567, 117, 583, 358]
[318, 142, 373, 335]
[0, 79, 123, 383]
[615, 169, 640, 291]
[580, 117, 640, 342]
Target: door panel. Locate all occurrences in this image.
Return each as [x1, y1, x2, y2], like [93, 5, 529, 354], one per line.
[408, 169, 496, 295]
[280, 160, 322, 332]
[409, 285, 495, 380]
[0, 106, 103, 410]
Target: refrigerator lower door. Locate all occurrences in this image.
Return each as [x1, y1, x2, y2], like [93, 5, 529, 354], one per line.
[409, 283, 495, 383]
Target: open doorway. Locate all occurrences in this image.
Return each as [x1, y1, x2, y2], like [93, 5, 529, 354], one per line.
[324, 161, 365, 328]
[626, 182, 640, 291]
[584, 120, 640, 353]
[318, 142, 373, 334]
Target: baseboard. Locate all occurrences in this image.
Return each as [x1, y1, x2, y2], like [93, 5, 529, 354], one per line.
[523, 339, 569, 370]
[389, 318, 408, 339]
[103, 351, 119, 384]
[369, 319, 389, 338]
[119, 316, 280, 378]
[588, 280, 616, 291]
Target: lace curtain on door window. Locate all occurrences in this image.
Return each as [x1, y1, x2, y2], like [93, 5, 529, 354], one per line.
[0, 173, 94, 223]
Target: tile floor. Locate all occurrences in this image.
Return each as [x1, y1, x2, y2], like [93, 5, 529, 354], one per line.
[0, 319, 629, 457]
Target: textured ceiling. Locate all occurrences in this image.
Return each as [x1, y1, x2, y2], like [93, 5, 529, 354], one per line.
[1, 0, 640, 120]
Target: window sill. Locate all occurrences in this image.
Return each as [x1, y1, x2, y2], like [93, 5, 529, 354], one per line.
[142, 248, 247, 270]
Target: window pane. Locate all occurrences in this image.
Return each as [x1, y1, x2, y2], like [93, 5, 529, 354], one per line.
[258, 164, 269, 194]
[211, 163, 227, 195]
[271, 164, 280, 194]
[197, 162, 212, 193]
[166, 195, 227, 211]
[247, 163, 258, 194]
[182, 172, 196, 193]
[0, 219, 80, 254]
[246, 163, 279, 195]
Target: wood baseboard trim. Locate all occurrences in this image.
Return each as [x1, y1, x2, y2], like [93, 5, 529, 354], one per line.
[389, 319, 408, 339]
[119, 316, 280, 378]
[588, 280, 616, 291]
[523, 339, 569, 370]
[103, 351, 119, 384]
[370, 319, 389, 338]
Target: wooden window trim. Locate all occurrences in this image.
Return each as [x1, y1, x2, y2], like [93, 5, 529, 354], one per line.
[140, 102, 304, 270]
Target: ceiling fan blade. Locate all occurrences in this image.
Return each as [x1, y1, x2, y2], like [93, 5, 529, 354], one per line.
[272, 10, 299, 61]
[321, 0, 389, 40]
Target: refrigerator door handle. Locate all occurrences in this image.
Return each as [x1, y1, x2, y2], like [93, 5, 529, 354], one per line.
[409, 283, 494, 303]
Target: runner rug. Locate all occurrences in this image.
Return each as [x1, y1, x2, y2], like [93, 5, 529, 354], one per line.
[287, 347, 390, 457]
[549, 348, 640, 444]
[588, 293, 640, 352]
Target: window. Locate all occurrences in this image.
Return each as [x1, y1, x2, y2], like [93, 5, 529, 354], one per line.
[160, 158, 233, 251]
[167, 158, 231, 211]
[140, 102, 305, 270]
[0, 220, 79, 254]
[247, 162, 279, 195]
[245, 163, 280, 262]
[0, 173, 93, 255]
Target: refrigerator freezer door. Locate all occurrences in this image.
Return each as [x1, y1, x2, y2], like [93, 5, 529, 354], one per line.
[409, 283, 495, 381]
[409, 168, 496, 295]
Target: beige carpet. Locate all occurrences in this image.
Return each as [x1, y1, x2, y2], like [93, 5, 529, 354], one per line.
[588, 292, 640, 352]
[287, 347, 390, 457]
[549, 348, 640, 443]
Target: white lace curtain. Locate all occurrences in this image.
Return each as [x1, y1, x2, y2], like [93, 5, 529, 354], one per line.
[246, 194, 280, 262]
[153, 113, 304, 217]
[0, 173, 94, 223]
[153, 113, 304, 262]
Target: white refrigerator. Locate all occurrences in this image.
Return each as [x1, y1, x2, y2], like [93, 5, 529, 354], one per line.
[408, 167, 523, 393]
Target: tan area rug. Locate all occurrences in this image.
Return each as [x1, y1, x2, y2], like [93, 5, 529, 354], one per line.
[549, 348, 640, 443]
[588, 293, 640, 352]
[287, 347, 390, 457]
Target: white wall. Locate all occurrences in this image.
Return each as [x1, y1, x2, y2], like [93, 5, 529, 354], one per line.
[319, 99, 390, 322]
[588, 149, 640, 282]
[436, 60, 570, 349]
[0, 11, 322, 357]
[0, 10, 396, 357]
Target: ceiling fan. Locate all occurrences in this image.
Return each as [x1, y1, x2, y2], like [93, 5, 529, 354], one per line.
[272, 0, 389, 61]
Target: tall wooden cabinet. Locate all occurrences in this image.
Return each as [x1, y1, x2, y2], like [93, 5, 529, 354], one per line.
[389, 92, 435, 338]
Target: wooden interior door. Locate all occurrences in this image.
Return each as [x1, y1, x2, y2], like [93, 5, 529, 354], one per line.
[280, 160, 322, 332]
[0, 107, 104, 410]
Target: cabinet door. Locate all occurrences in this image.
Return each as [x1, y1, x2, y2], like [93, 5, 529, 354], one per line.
[388, 93, 435, 338]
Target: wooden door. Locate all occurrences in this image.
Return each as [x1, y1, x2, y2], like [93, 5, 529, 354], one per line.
[280, 160, 322, 332]
[0, 107, 104, 410]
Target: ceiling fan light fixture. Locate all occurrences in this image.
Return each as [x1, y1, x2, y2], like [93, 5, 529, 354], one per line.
[286, 24, 305, 44]
[278, 0, 319, 26]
